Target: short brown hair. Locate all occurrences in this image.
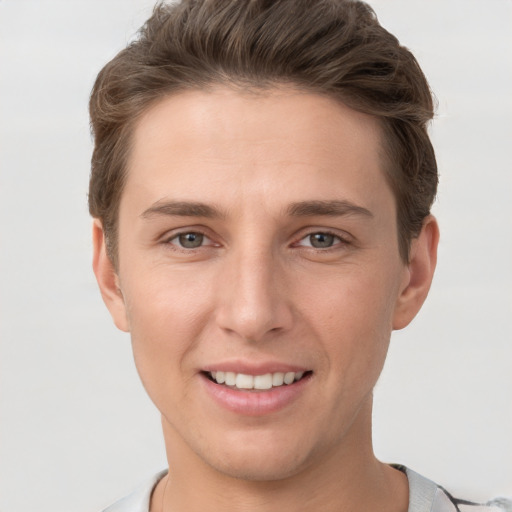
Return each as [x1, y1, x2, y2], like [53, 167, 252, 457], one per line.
[89, 0, 437, 266]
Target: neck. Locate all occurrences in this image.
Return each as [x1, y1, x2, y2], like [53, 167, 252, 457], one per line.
[151, 401, 408, 512]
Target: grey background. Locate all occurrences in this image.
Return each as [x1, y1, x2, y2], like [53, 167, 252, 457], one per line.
[0, 1, 511, 511]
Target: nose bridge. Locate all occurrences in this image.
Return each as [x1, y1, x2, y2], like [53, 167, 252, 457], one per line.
[215, 238, 291, 341]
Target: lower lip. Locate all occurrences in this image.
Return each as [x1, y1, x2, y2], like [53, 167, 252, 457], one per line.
[200, 373, 312, 416]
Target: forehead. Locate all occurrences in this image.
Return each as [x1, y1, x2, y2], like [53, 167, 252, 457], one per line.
[123, 87, 391, 215]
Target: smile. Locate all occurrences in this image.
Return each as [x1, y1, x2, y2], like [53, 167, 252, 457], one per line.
[201, 367, 313, 415]
[207, 371, 309, 390]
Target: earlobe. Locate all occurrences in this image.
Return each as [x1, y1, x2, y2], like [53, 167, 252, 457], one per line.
[392, 215, 439, 330]
[92, 220, 130, 332]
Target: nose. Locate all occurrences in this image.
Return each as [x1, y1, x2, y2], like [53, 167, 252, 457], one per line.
[214, 245, 293, 342]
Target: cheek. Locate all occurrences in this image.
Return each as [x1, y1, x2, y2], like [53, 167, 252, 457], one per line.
[302, 263, 399, 331]
[124, 263, 214, 332]
[301, 266, 400, 379]
[121, 268, 215, 391]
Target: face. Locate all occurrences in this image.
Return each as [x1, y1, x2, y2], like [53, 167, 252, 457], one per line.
[94, 87, 436, 482]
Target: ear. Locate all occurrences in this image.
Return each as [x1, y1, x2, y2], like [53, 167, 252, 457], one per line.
[392, 215, 439, 330]
[92, 219, 130, 332]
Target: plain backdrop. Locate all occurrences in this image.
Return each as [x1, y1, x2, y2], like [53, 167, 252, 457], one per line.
[0, 1, 511, 511]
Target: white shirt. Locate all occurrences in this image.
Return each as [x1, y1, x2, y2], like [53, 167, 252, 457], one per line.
[101, 466, 510, 512]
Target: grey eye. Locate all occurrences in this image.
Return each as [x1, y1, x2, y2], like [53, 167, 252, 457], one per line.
[178, 232, 204, 248]
[309, 233, 335, 248]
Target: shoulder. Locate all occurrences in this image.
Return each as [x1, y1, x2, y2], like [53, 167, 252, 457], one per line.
[101, 470, 167, 512]
[396, 465, 512, 512]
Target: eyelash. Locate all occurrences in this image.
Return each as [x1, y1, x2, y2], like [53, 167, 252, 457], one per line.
[293, 230, 350, 251]
[163, 230, 217, 251]
[162, 229, 351, 252]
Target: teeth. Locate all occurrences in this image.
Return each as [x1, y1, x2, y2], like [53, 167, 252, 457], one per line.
[235, 373, 254, 389]
[272, 372, 284, 386]
[283, 372, 295, 385]
[254, 374, 272, 390]
[209, 370, 307, 390]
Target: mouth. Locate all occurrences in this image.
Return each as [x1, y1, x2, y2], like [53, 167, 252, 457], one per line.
[203, 370, 313, 391]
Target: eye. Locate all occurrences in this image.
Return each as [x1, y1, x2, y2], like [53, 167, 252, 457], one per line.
[168, 232, 209, 249]
[297, 232, 344, 249]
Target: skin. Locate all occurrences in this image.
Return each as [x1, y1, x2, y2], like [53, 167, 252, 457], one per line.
[93, 87, 438, 512]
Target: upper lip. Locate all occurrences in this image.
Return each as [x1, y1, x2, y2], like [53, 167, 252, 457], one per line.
[201, 360, 310, 375]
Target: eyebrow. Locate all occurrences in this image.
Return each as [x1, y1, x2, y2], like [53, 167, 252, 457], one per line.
[286, 200, 373, 218]
[140, 199, 373, 220]
[140, 200, 225, 220]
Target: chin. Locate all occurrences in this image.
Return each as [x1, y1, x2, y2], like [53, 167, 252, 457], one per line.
[197, 429, 319, 482]
[206, 451, 307, 482]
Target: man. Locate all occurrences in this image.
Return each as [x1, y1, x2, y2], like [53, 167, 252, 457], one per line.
[88, 1, 509, 511]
